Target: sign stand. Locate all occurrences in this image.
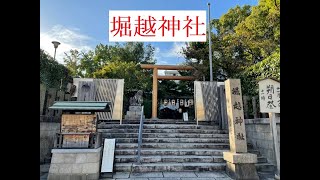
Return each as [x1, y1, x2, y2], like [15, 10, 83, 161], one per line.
[183, 112, 188, 121]
[101, 139, 116, 178]
[269, 113, 280, 179]
[258, 78, 280, 179]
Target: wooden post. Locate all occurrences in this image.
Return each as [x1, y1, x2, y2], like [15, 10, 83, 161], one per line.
[152, 68, 158, 119]
[46, 88, 57, 116]
[64, 94, 71, 101]
[252, 96, 258, 119]
[95, 133, 102, 149]
[269, 112, 280, 178]
[58, 133, 63, 148]
[243, 96, 249, 119]
[56, 91, 65, 117]
[219, 85, 228, 130]
[53, 133, 58, 148]
[40, 84, 46, 115]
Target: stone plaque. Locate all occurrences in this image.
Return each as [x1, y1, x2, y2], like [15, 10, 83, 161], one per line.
[101, 139, 116, 173]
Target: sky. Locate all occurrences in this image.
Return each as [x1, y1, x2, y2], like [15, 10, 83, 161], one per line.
[40, 0, 258, 69]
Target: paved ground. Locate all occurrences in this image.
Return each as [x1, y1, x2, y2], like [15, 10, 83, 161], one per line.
[100, 171, 232, 180]
[40, 171, 276, 180]
[41, 163, 276, 180]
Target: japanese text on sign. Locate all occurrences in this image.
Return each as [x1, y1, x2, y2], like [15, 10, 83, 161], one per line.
[258, 79, 280, 113]
[109, 11, 206, 42]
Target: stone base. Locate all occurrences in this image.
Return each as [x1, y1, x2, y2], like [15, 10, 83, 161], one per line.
[47, 173, 99, 180]
[226, 162, 259, 180]
[48, 147, 102, 180]
[223, 152, 259, 180]
[125, 114, 145, 120]
[125, 106, 144, 120]
[223, 152, 257, 164]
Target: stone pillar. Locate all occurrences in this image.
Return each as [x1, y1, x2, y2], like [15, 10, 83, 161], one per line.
[152, 68, 158, 119]
[223, 79, 259, 180]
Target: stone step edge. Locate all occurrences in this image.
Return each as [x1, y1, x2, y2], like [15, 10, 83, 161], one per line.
[115, 155, 224, 158]
[115, 162, 227, 166]
[116, 149, 229, 151]
[112, 138, 230, 140]
[114, 155, 267, 159]
[102, 133, 229, 135]
[115, 162, 273, 167]
[116, 143, 230, 145]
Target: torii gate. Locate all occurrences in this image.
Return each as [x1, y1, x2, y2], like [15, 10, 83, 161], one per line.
[140, 64, 195, 119]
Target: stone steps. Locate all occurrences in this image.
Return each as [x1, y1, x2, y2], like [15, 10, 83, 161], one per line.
[114, 138, 229, 143]
[98, 119, 274, 174]
[255, 163, 275, 172]
[98, 124, 220, 129]
[116, 143, 230, 149]
[115, 149, 228, 156]
[115, 162, 273, 173]
[115, 162, 226, 172]
[98, 119, 211, 125]
[103, 133, 229, 138]
[115, 155, 224, 163]
[98, 128, 228, 134]
[102, 121, 197, 124]
[114, 155, 267, 164]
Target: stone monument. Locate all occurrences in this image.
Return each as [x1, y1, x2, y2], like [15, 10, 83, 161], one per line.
[125, 90, 145, 120]
[223, 79, 259, 180]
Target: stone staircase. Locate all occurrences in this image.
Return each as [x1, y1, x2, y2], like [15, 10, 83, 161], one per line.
[97, 119, 274, 173]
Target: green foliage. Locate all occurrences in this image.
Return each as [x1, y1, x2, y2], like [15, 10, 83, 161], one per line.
[182, 0, 280, 95]
[93, 61, 152, 94]
[64, 42, 156, 78]
[143, 98, 152, 118]
[182, 5, 253, 81]
[63, 42, 157, 116]
[40, 49, 72, 89]
[63, 49, 82, 77]
[238, 48, 280, 96]
[235, 0, 280, 60]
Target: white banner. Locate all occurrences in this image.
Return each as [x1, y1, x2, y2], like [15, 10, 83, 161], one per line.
[109, 10, 207, 42]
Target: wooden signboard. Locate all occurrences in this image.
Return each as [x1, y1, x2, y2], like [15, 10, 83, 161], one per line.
[62, 134, 90, 148]
[258, 78, 280, 178]
[61, 114, 97, 133]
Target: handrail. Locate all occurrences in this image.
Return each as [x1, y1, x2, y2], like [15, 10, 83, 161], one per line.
[137, 106, 144, 164]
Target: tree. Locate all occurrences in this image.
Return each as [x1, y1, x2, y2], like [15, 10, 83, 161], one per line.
[93, 61, 152, 93]
[235, 0, 280, 62]
[234, 0, 280, 95]
[239, 48, 280, 96]
[64, 42, 156, 79]
[63, 49, 82, 77]
[182, 5, 252, 81]
[40, 49, 72, 89]
[182, 0, 280, 95]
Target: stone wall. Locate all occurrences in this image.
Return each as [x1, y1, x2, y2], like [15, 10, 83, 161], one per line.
[48, 148, 102, 180]
[40, 122, 60, 163]
[245, 118, 280, 166]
